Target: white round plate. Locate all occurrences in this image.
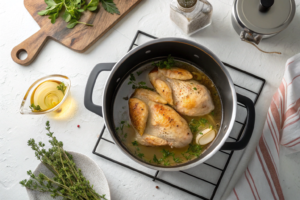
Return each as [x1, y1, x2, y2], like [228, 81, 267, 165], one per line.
[27, 151, 110, 200]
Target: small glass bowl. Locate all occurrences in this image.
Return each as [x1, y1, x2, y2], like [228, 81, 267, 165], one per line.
[20, 75, 71, 115]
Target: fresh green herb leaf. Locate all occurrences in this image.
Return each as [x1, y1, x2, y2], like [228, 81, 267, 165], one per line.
[152, 55, 175, 69]
[49, 13, 59, 24]
[38, 1, 63, 17]
[62, 11, 72, 22]
[193, 87, 197, 90]
[66, 20, 78, 29]
[45, 0, 57, 7]
[132, 141, 138, 146]
[162, 159, 170, 166]
[136, 71, 143, 76]
[29, 103, 41, 111]
[115, 121, 130, 140]
[57, 82, 66, 94]
[129, 74, 136, 81]
[137, 153, 144, 159]
[86, 0, 99, 11]
[153, 155, 160, 164]
[210, 111, 215, 116]
[182, 144, 203, 160]
[189, 118, 208, 134]
[128, 74, 154, 91]
[66, 19, 93, 29]
[200, 118, 208, 124]
[173, 156, 182, 163]
[38, 0, 119, 28]
[100, 0, 120, 14]
[161, 149, 174, 159]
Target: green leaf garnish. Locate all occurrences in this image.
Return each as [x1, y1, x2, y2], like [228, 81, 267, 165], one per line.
[136, 71, 143, 76]
[182, 144, 203, 160]
[100, 0, 120, 14]
[173, 156, 182, 163]
[152, 55, 175, 69]
[189, 118, 208, 134]
[153, 155, 160, 164]
[137, 153, 144, 159]
[161, 149, 174, 159]
[132, 141, 138, 146]
[38, 0, 119, 29]
[57, 82, 67, 95]
[128, 74, 154, 91]
[115, 121, 130, 140]
[29, 103, 41, 111]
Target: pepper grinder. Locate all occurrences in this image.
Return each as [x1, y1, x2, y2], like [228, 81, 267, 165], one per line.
[170, 0, 213, 35]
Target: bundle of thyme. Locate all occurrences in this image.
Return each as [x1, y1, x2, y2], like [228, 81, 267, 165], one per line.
[20, 121, 107, 200]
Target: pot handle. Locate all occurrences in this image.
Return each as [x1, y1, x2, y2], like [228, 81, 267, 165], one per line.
[221, 93, 255, 151]
[84, 63, 115, 117]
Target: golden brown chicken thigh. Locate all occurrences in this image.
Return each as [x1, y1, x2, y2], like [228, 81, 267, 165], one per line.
[129, 89, 192, 148]
[149, 68, 215, 116]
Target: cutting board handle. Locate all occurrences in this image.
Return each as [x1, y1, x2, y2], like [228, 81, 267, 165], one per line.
[11, 28, 48, 66]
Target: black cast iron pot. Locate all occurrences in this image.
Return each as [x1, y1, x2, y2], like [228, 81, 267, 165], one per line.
[84, 38, 255, 171]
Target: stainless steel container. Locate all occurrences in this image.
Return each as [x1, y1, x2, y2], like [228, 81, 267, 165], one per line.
[232, 0, 296, 45]
[84, 38, 255, 171]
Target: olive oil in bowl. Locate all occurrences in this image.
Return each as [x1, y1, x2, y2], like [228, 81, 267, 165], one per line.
[20, 75, 75, 119]
[30, 80, 66, 112]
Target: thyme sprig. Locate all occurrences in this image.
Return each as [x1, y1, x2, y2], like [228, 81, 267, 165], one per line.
[20, 121, 107, 200]
[38, 0, 120, 29]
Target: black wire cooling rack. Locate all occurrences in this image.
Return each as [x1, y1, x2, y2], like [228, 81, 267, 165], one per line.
[92, 30, 266, 200]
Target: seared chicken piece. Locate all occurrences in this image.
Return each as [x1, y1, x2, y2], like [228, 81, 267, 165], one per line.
[168, 79, 215, 116]
[159, 67, 193, 80]
[128, 98, 148, 136]
[149, 68, 174, 105]
[132, 88, 167, 104]
[129, 89, 192, 148]
[149, 68, 214, 116]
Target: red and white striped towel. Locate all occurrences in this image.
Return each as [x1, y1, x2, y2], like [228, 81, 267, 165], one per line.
[228, 53, 300, 200]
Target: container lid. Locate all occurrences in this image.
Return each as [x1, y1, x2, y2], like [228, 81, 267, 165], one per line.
[235, 0, 295, 35]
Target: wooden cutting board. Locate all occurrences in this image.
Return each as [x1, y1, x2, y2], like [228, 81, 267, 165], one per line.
[11, 0, 142, 66]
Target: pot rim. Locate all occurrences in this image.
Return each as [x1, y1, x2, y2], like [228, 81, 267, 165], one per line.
[101, 37, 237, 171]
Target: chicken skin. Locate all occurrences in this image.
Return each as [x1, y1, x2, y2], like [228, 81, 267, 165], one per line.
[129, 89, 192, 148]
[149, 68, 214, 116]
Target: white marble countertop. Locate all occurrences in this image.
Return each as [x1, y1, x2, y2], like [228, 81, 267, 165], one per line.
[1, 0, 300, 199]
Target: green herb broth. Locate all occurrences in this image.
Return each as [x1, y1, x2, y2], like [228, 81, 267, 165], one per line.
[113, 59, 222, 166]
